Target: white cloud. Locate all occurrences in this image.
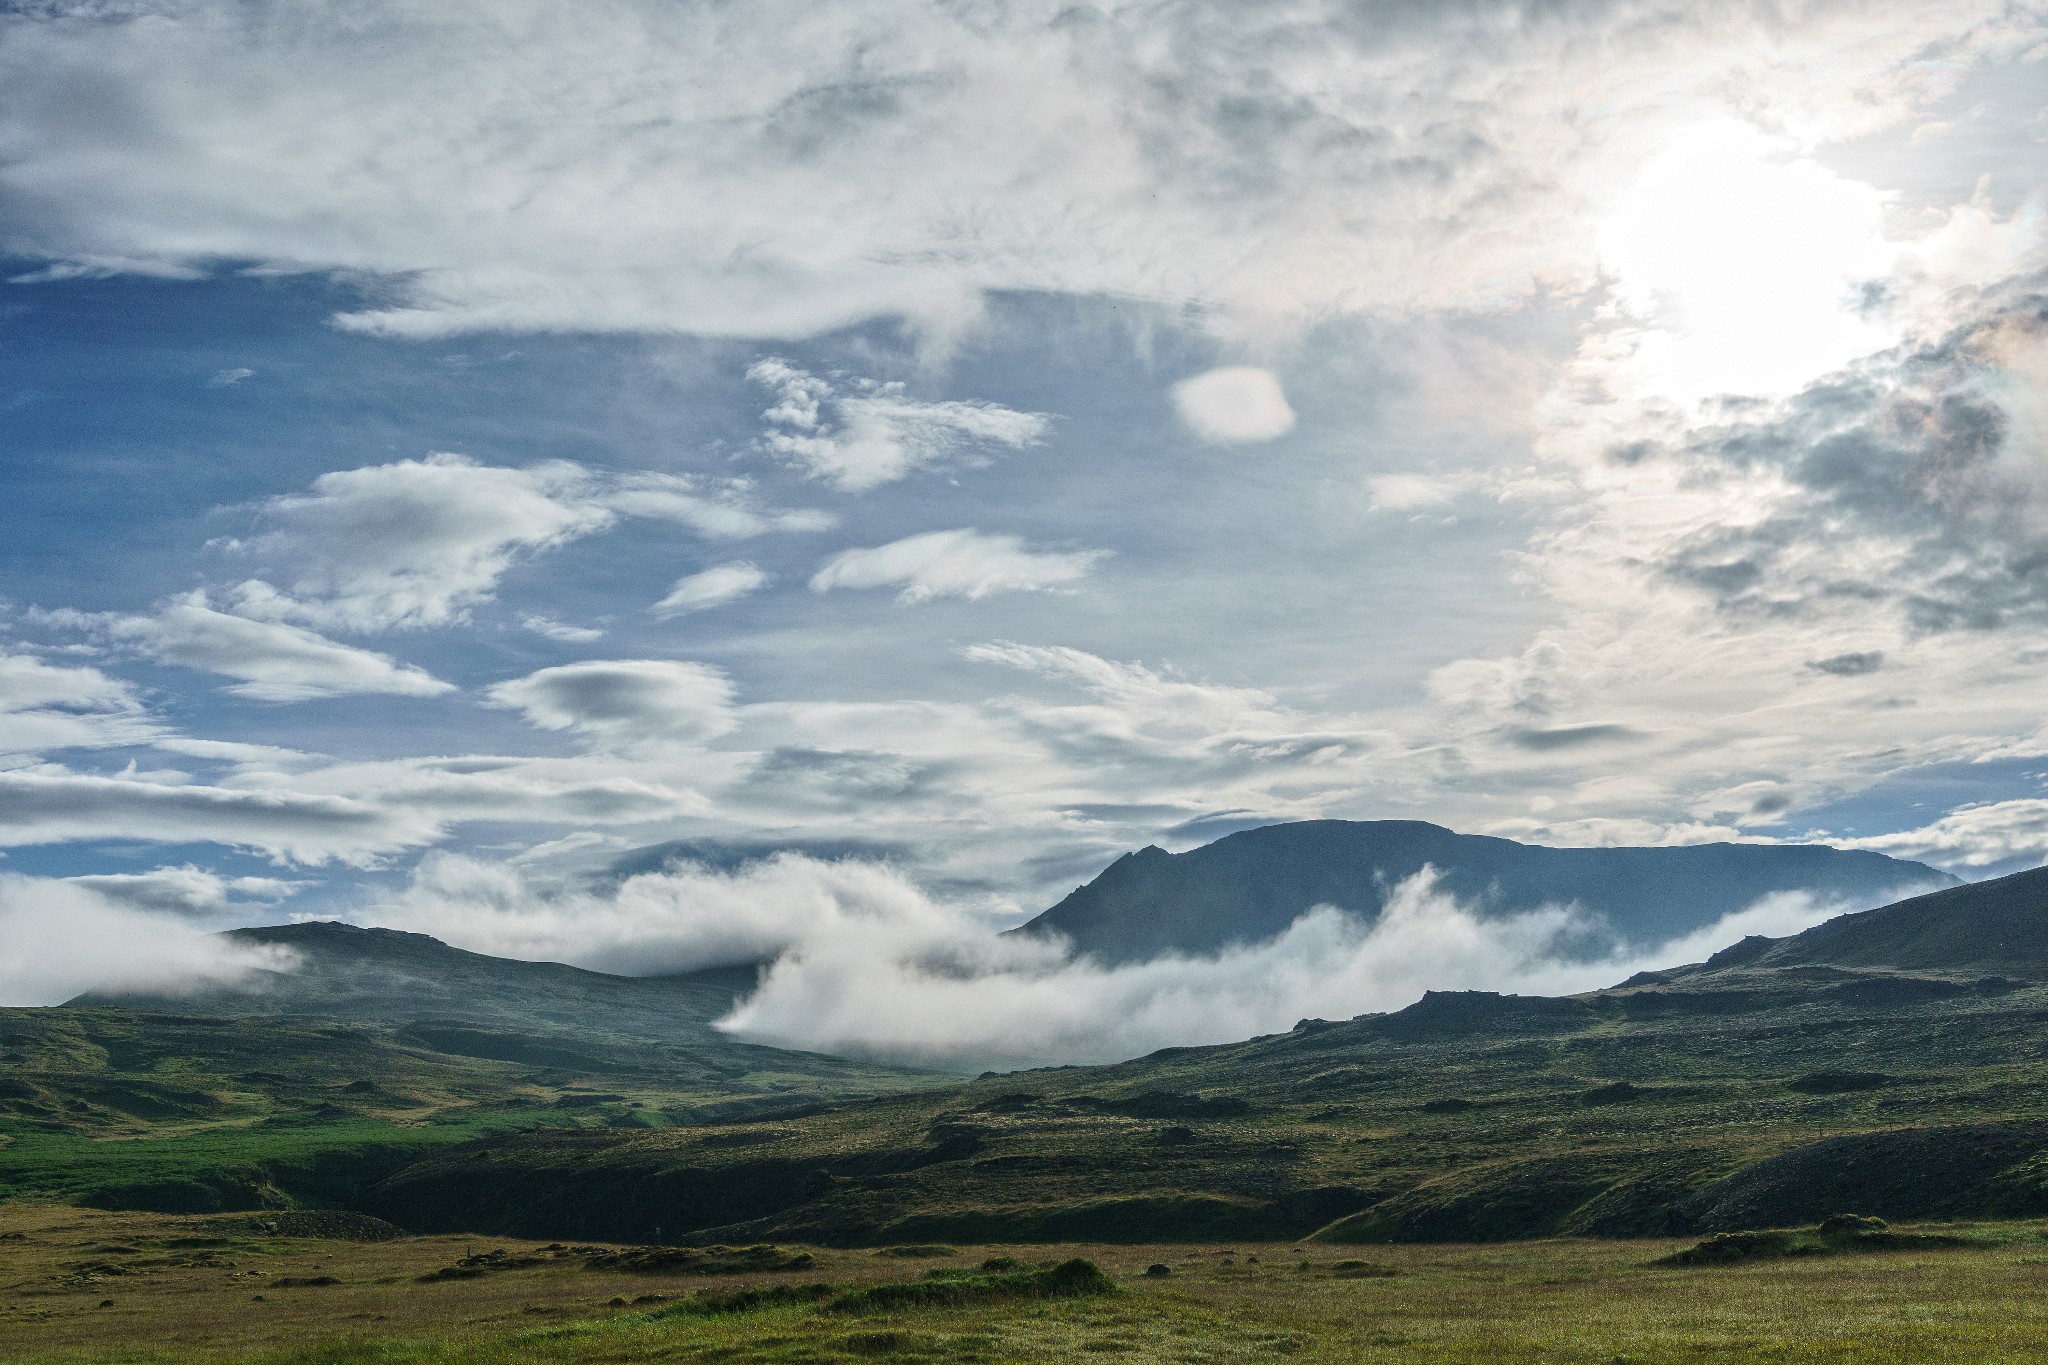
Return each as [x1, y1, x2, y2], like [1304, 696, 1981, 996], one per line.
[207, 366, 254, 387]
[811, 529, 1106, 602]
[0, 650, 158, 754]
[1171, 367, 1296, 444]
[363, 850, 948, 977]
[486, 660, 738, 751]
[603, 472, 833, 539]
[1366, 472, 1478, 513]
[724, 870, 1852, 1067]
[61, 864, 304, 917]
[0, 874, 296, 1007]
[654, 562, 769, 617]
[2, 3, 2023, 340]
[219, 456, 827, 633]
[965, 640, 1293, 733]
[224, 454, 615, 632]
[1836, 799, 2048, 868]
[520, 614, 606, 643]
[355, 852, 1855, 1067]
[72, 592, 453, 700]
[749, 359, 1050, 491]
[0, 767, 439, 867]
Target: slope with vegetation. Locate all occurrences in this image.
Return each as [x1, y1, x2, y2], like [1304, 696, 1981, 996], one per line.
[348, 867, 2048, 1246]
[2, 925, 943, 1215]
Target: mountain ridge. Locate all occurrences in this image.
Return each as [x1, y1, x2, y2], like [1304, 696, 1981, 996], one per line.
[1019, 819, 1955, 964]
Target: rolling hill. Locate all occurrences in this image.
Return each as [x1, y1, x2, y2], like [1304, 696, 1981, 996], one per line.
[75, 920, 764, 1046]
[331, 861, 2048, 1246]
[1018, 820, 1954, 963]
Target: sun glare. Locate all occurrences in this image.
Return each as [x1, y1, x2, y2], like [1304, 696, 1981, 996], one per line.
[1596, 120, 1899, 405]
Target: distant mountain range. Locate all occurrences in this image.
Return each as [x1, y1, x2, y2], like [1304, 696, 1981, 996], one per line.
[1018, 820, 1954, 964]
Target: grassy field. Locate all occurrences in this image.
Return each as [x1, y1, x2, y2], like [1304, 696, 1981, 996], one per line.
[5, 1202, 2048, 1363]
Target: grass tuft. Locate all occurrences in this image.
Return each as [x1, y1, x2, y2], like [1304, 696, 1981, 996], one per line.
[824, 1257, 1115, 1314]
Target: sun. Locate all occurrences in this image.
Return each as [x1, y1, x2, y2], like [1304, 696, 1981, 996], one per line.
[1595, 120, 1900, 406]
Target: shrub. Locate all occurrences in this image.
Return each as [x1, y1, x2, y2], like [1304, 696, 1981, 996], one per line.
[825, 1258, 1115, 1314]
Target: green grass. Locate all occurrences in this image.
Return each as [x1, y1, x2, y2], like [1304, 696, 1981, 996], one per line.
[11, 1205, 2048, 1364]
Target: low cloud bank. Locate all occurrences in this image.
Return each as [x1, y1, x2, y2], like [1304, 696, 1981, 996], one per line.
[363, 853, 1855, 1068]
[0, 875, 296, 1007]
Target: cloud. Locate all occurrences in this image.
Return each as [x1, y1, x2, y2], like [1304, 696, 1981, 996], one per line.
[654, 562, 769, 617]
[1366, 472, 1485, 512]
[361, 850, 949, 977]
[0, 873, 296, 1007]
[65, 592, 453, 700]
[218, 455, 828, 632]
[1642, 283, 2048, 635]
[1171, 367, 1296, 444]
[965, 640, 1295, 732]
[811, 529, 1106, 602]
[520, 614, 606, 643]
[207, 366, 253, 387]
[1, 3, 2025, 341]
[0, 767, 438, 866]
[223, 455, 616, 632]
[723, 870, 1852, 1067]
[749, 359, 1050, 490]
[60, 864, 304, 916]
[1807, 651, 1885, 676]
[0, 649, 159, 754]
[486, 660, 738, 751]
[603, 472, 833, 539]
[357, 852, 1852, 1067]
[1837, 799, 2048, 867]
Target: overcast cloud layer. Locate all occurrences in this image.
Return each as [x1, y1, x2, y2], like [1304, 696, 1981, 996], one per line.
[2, 1, 2047, 1049]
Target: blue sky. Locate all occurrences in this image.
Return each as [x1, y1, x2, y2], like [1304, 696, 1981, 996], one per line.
[2, 2, 2047, 1050]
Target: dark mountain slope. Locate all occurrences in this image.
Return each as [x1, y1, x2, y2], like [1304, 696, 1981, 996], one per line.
[1710, 865, 2048, 977]
[1020, 820, 1954, 964]
[74, 921, 755, 1041]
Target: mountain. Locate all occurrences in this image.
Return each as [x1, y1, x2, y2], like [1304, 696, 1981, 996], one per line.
[343, 862, 2048, 1247]
[71, 921, 936, 1094]
[11, 921, 944, 1213]
[1671, 865, 2048, 978]
[1018, 820, 1954, 964]
[77, 921, 758, 1044]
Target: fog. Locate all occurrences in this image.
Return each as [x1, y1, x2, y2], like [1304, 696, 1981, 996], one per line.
[0, 875, 296, 1007]
[363, 852, 1849, 1068]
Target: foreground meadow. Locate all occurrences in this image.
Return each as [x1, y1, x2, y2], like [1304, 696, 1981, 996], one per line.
[5, 1203, 2048, 1363]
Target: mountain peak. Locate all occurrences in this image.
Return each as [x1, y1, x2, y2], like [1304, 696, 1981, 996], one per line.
[1019, 819, 1954, 965]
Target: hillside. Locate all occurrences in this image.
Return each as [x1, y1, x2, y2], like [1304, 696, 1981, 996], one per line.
[72, 921, 759, 1045]
[1019, 820, 1954, 963]
[329, 863, 2048, 1246]
[1674, 865, 2048, 978]
[73, 920, 943, 1088]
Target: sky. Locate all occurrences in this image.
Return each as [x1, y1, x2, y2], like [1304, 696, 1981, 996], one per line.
[2, 1, 2047, 1055]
